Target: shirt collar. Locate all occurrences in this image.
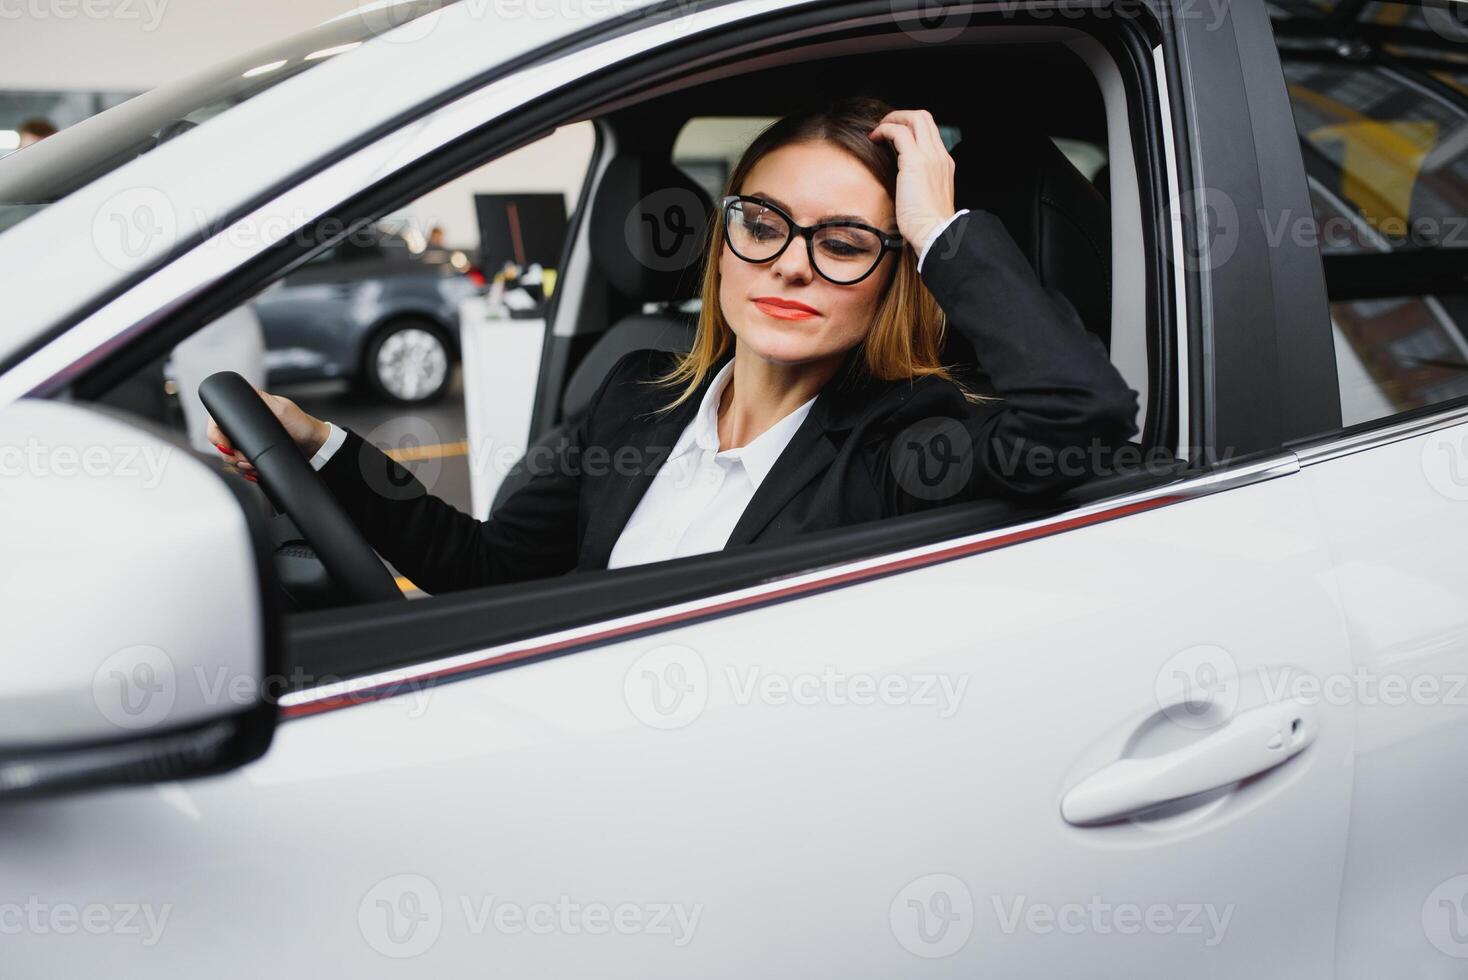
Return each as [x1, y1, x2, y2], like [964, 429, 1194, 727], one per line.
[668, 358, 819, 490]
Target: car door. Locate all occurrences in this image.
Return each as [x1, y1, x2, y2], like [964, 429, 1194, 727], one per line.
[0, 0, 1361, 976]
[0, 458, 1354, 979]
[1262, 1, 1468, 972]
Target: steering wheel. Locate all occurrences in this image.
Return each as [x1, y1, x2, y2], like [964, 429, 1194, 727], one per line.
[199, 371, 404, 606]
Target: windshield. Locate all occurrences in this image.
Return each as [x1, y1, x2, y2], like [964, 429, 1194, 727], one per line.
[0, 0, 448, 234]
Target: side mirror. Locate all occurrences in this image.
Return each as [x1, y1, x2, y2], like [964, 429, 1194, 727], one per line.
[0, 399, 281, 799]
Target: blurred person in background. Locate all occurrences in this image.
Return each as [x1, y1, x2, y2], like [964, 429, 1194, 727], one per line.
[18, 118, 57, 148]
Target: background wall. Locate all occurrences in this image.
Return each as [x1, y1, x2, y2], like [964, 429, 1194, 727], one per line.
[0, 0, 599, 249]
[0, 0, 347, 91]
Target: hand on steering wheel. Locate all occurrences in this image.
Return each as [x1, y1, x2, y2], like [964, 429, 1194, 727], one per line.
[206, 386, 327, 482]
[199, 372, 403, 606]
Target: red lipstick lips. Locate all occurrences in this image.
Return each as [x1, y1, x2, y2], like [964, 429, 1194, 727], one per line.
[752, 296, 819, 320]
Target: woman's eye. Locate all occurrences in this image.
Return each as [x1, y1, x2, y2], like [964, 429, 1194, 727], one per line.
[745, 219, 781, 240]
[820, 238, 867, 257]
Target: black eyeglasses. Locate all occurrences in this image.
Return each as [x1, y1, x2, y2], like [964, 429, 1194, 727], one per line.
[720, 194, 905, 285]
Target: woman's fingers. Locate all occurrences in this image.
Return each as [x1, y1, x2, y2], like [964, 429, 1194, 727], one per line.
[869, 121, 918, 159]
[874, 109, 943, 154]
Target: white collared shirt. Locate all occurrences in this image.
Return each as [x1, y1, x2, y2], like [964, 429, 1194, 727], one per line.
[605, 357, 817, 568]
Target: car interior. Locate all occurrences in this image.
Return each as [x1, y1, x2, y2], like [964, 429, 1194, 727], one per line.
[76, 12, 1186, 680]
[493, 39, 1149, 512]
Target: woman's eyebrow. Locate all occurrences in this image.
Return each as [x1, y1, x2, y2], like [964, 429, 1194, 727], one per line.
[746, 191, 873, 225]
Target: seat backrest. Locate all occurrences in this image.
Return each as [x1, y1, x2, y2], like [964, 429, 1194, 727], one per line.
[566, 154, 714, 417]
[490, 158, 710, 515]
[949, 125, 1112, 350]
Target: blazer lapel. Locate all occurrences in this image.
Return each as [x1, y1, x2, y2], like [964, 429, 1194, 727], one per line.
[724, 380, 853, 547]
[579, 363, 715, 570]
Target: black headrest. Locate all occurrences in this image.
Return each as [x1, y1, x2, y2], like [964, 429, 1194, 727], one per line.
[589, 155, 714, 303]
[950, 129, 1112, 348]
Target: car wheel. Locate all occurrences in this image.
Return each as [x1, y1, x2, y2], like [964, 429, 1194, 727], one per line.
[363, 319, 452, 403]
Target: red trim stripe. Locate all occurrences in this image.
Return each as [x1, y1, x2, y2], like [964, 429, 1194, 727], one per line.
[281, 494, 1184, 719]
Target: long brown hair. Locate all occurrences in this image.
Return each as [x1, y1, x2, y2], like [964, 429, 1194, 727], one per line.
[651, 95, 977, 411]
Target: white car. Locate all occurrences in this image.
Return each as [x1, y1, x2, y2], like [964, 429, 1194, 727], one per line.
[2, 0, 1467, 976]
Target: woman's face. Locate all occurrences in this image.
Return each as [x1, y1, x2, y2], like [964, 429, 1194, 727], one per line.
[718, 141, 897, 369]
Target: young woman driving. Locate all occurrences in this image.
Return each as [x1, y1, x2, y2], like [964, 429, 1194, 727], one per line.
[210, 97, 1140, 595]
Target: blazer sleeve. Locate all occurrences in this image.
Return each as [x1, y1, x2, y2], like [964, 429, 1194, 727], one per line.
[884, 207, 1141, 508]
[314, 352, 633, 595]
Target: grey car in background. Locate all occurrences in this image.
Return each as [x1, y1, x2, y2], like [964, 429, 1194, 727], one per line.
[256, 225, 481, 403]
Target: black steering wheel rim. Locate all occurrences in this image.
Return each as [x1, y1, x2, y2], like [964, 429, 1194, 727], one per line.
[199, 371, 404, 606]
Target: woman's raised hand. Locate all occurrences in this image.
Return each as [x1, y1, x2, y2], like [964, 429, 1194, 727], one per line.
[205, 386, 330, 482]
[867, 108, 958, 250]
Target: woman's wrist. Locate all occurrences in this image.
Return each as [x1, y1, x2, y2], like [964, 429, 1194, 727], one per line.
[304, 418, 331, 458]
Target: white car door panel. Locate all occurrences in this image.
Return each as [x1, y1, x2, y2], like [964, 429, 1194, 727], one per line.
[1299, 414, 1468, 975]
[0, 465, 1354, 977]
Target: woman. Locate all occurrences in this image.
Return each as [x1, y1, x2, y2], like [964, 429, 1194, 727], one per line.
[210, 97, 1139, 595]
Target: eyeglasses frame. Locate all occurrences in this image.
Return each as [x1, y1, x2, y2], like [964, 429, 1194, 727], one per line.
[719, 193, 906, 285]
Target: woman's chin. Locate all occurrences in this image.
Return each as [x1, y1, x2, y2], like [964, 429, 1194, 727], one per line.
[735, 320, 840, 366]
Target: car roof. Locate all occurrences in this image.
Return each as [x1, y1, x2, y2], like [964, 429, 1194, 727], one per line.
[0, 0, 667, 368]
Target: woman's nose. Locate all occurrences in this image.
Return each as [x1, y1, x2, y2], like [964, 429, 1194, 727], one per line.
[771, 237, 815, 283]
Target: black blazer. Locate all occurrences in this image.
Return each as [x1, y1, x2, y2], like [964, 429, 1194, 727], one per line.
[317, 208, 1140, 595]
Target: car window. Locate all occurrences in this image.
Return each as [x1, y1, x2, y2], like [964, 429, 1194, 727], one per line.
[98, 122, 595, 604]
[1270, 0, 1468, 427]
